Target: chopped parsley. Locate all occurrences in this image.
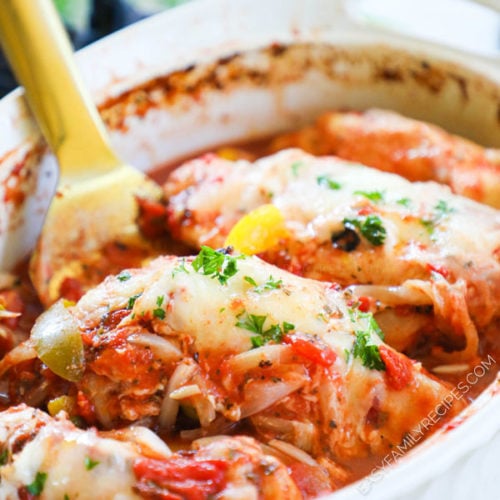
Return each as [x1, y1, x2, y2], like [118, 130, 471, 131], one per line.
[348, 309, 385, 371]
[26, 471, 48, 496]
[352, 331, 385, 370]
[291, 161, 304, 177]
[396, 197, 412, 208]
[152, 296, 166, 319]
[244, 275, 283, 293]
[236, 312, 266, 335]
[171, 259, 190, 278]
[354, 190, 385, 203]
[420, 199, 456, 235]
[243, 276, 258, 287]
[126, 293, 142, 310]
[192, 246, 240, 285]
[434, 199, 455, 216]
[349, 309, 384, 340]
[420, 218, 436, 234]
[84, 457, 100, 471]
[317, 175, 341, 190]
[0, 449, 8, 466]
[236, 311, 294, 348]
[343, 215, 386, 246]
[117, 271, 131, 282]
[153, 308, 166, 319]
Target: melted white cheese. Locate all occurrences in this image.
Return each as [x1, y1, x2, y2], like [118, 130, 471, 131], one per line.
[0, 407, 140, 500]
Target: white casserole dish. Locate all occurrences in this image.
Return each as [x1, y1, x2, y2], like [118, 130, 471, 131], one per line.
[0, 0, 498, 498]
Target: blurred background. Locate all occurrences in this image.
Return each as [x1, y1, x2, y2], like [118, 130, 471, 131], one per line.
[0, 0, 193, 98]
[1, 0, 499, 99]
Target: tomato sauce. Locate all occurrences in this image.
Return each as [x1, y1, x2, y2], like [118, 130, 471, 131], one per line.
[0, 129, 498, 497]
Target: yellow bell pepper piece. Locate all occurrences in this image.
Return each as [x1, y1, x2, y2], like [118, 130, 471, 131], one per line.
[224, 204, 289, 254]
[47, 395, 75, 417]
[216, 147, 254, 162]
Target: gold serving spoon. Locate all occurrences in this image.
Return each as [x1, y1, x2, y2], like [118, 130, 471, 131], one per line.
[0, 0, 163, 307]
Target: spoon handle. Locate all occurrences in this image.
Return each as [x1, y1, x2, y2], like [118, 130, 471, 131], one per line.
[0, 0, 121, 177]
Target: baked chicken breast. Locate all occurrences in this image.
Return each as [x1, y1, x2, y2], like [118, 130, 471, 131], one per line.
[164, 149, 500, 361]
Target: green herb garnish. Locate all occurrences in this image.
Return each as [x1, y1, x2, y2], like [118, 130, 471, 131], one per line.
[236, 312, 267, 336]
[291, 161, 304, 177]
[348, 309, 384, 339]
[192, 246, 240, 285]
[84, 457, 100, 471]
[126, 293, 142, 310]
[352, 331, 385, 370]
[347, 309, 385, 370]
[153, 308, 166, 319]
[420, 218, 436, 234]
[244, 276, 258, 287]
[317, 175, 341, 190]
[172, 259, 190, 278]
[117, 271, 131, 282]
[236, 311, 294, 347]
[26, 472, 48, 496]
[343, 215, 386, 246]
[244, 275, 283, 293]
[419, 199, 456, 235]
[396, 197, 412, 208]
[434, 199, 455, 216]
[152, 296, 166, 319]
[0, 449, 8, 466]
[354, 190, 385, 203]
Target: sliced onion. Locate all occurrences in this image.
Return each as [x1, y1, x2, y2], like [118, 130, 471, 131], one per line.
[84, 373, 114, 429]
[251, 415, 316, 453]
[128, 333, 182, 363]
[192, 394, 216, 427]
[180, 415, 239, 441]
[192, 435, 228, 448]
[268, 438, 318, 466]
[0, 310, 21, 319]
[31, 301, 85, 382]
[0, 272, 18, 290]
[225, 345, 293, 374]
[429, 279, 479, 362]
[159, 361, 197, 430]
[240, 374, 307, 419]
[169, 384, 202, 400]
[375, 309, 431, 352]
[113, 426, 172, 459]
[432, 363, 470, 374]
[0, 340, 37, 377]
[348, 283, 432, 307]
[180, 427, 204, 441]
[252, 415, 296, 434]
